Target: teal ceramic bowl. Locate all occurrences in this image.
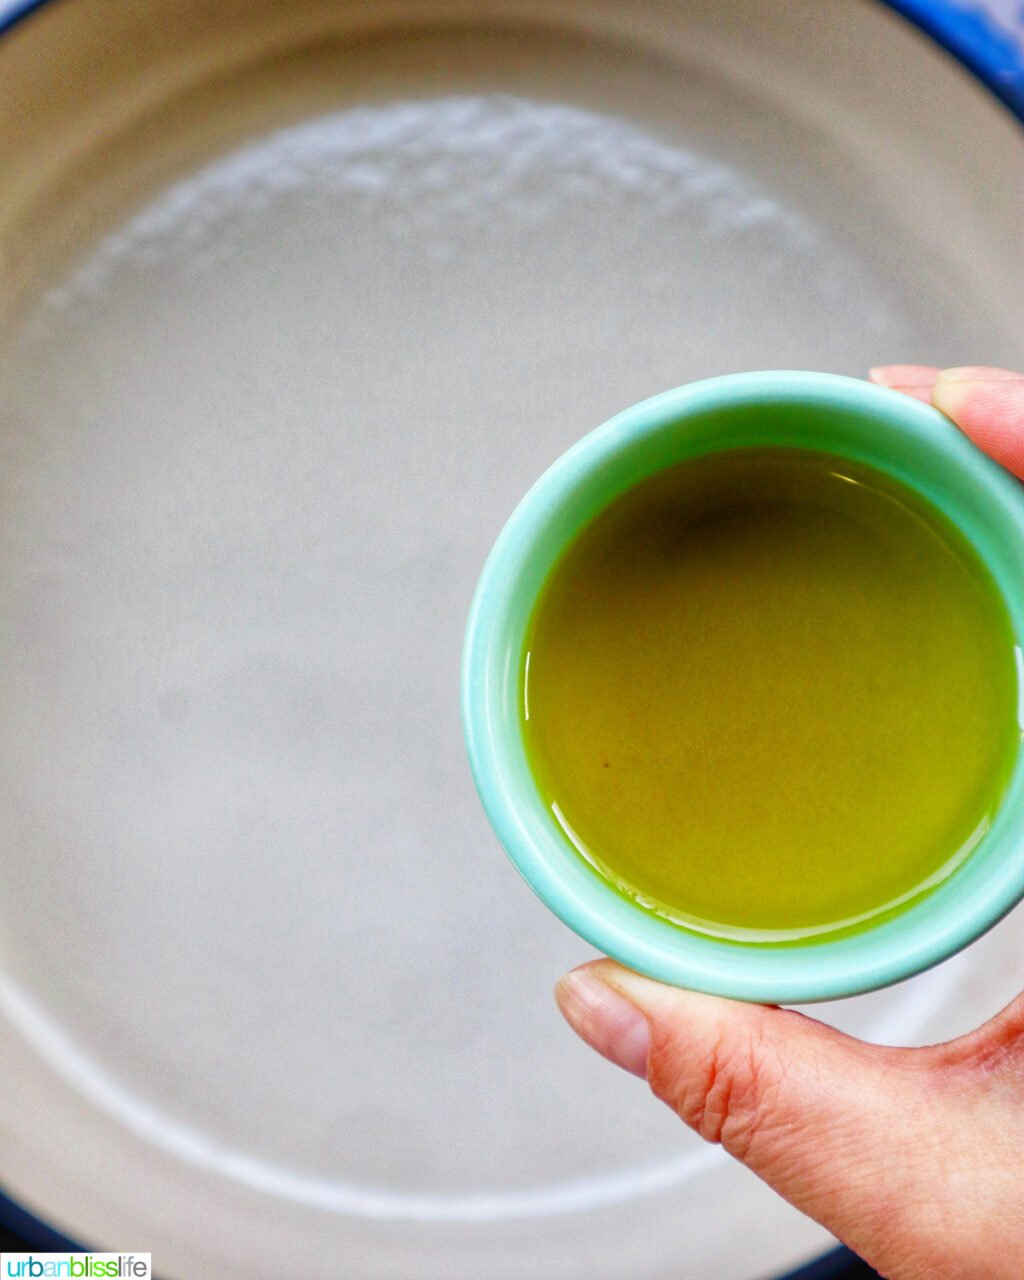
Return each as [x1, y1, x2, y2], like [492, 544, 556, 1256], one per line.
[462, 371, 1024, 1003]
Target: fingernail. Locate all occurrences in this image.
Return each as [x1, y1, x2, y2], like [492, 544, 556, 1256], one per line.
[868, 364, 939, 388]
[932, 371, 993, 419]
[882, 383, 935, 403]
[555, 968, 650, 1078]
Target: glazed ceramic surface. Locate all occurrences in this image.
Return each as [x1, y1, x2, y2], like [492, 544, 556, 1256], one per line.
[0, 1, 1022, 1277]
[463, 373, 1024, 1002]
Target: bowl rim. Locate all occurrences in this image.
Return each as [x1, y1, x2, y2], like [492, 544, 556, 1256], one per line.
[462, 370, 1024, 1003]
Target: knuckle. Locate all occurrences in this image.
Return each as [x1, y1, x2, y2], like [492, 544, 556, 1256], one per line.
[651, 1021, 781, 1161]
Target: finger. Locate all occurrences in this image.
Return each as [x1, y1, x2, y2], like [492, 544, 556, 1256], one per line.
[869, 364, 940, 402]
[556, 960, 955, 1274]
[932, 367, 1024, 480]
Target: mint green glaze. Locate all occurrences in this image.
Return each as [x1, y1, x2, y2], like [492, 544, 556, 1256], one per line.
[461, 372, 1024, 1002]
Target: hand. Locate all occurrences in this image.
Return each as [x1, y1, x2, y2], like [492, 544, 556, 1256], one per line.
[555, 366, 1024, 1280]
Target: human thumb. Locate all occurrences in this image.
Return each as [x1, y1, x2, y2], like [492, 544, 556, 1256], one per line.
[931, 366, 1024, 481]
[556, 960, 960, 1276]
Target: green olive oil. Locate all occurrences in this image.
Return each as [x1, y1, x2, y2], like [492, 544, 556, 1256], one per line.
[522, 449, 1019, 941]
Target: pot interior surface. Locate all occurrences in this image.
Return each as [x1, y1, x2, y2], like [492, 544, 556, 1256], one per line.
[0, 1, 1022, 1276]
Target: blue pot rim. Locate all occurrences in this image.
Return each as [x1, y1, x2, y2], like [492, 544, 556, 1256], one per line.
[882, 0, 1024, 121]
[0, 0, 54, 38]
[0, 0, 1019, 1275]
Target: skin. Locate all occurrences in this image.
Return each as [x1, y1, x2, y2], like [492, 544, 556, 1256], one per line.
[555, 366, 1024, 1280]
